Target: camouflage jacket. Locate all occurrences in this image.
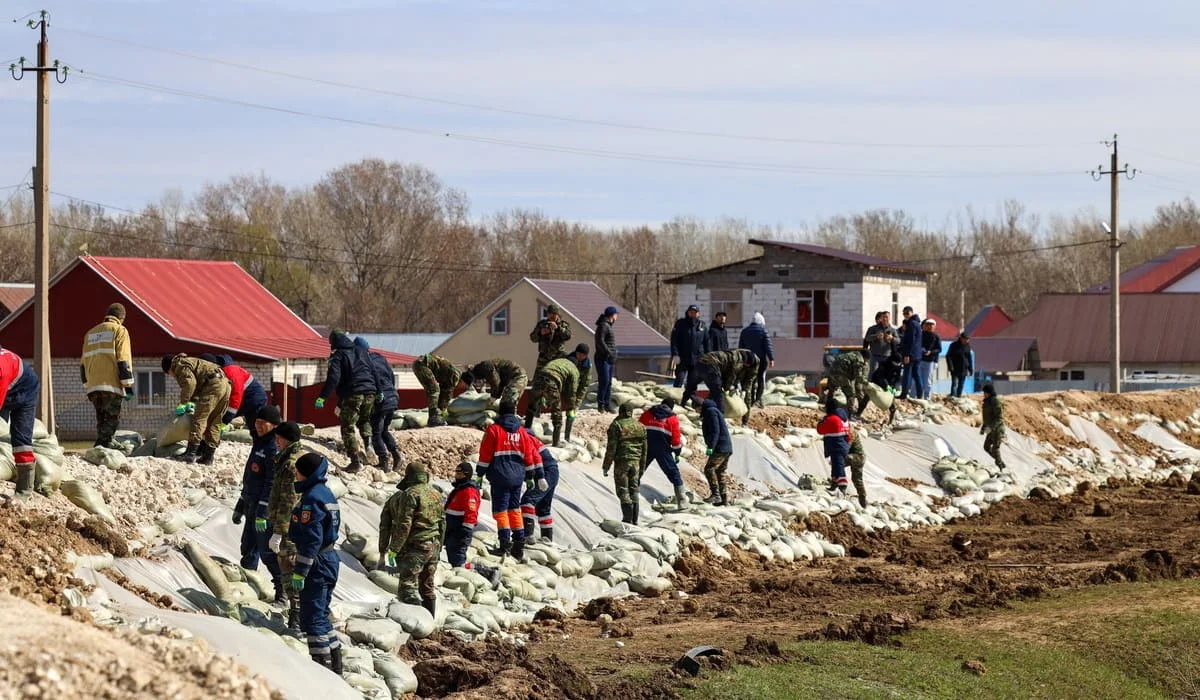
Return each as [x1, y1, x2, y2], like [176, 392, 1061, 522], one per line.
[380, 471, 446, 554]
[982, 396, 1005, 432]
[529, 319, 572, 365]
[414, 353, 461, 387]
[701, 349, 759, 392]
[603, 416, 647, 469]
[830, 351, 867, 382]
[170, 355, 228, 405]
[267, 440, 307, 536]
[540, 358, 581, 411]
[472, 359, 527, 399]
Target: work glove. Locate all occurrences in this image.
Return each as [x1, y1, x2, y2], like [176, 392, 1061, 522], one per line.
[706, 448, 714, 456]
[219, 423, 230, 435]
[314, 397, 326, 409]
[289, 573, 306, 592]
[255, 517, 268, 533]
[602, 465, 611, 477]
[475, 476, 485, 489]
[673, 448, 682, 460]
[174, 403, 190, 416]
[567, 410, 576, 419]
[123, 389, 135, 401]
[525, 478, 536, 492]
[386, 551, 398, 568]
[268, 533, 282, 552]
[537, 478, 549, 492]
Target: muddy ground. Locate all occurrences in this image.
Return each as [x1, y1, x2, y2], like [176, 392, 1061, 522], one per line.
[402, 473, 1200, 698]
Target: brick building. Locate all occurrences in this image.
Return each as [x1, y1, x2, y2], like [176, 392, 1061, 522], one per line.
[0, 256, 413, 440]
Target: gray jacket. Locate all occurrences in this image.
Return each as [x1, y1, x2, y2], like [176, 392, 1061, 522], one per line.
[864, 323, 899, 358]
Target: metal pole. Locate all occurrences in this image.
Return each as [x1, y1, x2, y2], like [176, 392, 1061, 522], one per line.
[959, 289, 965, 332]
[1109, 136, 1121, 395]
[633, 272, 640, 318]
[33, 19, 53, 430]
[283, 358, 290, 420]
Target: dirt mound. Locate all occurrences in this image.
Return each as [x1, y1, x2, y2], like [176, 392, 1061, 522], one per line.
[413, 655, 492, 695]
[801, 612, 913, 646]
[740, 635, 787, 660]
[1091, 549, 1195, 584]
[0, 504, 100, 610]
[581, 597, 628, 621]
[745, 407, 820, 440]
[392, 427, 485, 478]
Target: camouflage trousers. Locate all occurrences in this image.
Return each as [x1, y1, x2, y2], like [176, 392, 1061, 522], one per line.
[983, 427, 1006, 469]
[613, 461, 641, 506]
[191, 380, 231, 449]
[848, 452, 867, 505]
[415, 363, 460, 413]
[827, 371, 868, 413]
[703, 452, 731, 500]
[339, 393, 375, 456]
[396, 540, 440, 603]
[276, 539, 300, 609]
[88, 391, 123, 447]
[526, 374, 566, 428]
[498, 373, 528, 408]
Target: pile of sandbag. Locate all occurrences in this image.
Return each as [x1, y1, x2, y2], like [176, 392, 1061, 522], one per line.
[0, 416, 65, 495]
[931, 456, 1011, 517]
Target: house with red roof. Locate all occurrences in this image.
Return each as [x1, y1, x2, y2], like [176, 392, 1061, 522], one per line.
[666, 240, 931, 375]
[434, 278, 669, 380]
[0, 283, 32, 319]
[963, 304, 1014, 338]
[0, 256, 413, 439]
[1088, 245, 1200, 293]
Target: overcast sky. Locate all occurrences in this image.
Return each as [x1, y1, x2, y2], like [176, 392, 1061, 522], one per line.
[0, 0, 1197, 230]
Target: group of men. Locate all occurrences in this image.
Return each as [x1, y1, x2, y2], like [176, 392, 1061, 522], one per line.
[670, 305, 776, 414]
[314, 331, 403, 473]
[862, 307, 975, 401]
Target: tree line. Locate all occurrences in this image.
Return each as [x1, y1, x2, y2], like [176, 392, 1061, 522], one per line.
[0, 157, 1196, 335]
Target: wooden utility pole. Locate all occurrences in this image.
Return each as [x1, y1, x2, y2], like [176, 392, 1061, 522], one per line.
[1091, 134, 1135, 394]
[11, 11, 68, 430]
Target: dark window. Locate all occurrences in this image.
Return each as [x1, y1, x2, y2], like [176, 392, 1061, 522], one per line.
[136, 370, 168, 408]
[490, 306, 509, 335]
[797, 289, 831, 338]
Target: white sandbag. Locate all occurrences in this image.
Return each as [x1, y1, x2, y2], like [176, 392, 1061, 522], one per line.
[343, 673, 389, 697]
[340, 646, 374, 676]
[83, 446, 127, 470]
[0, 458, 12, 482]
[59, 480, 116, 523]
[33, 441, 64, 467]
[447, 392, 492, 415]
[441, 576, 476, 603]
[131, 437, 158, 458]
[346, 616, 409, 652]
[722, 393, 748, 422]
[442, 612, 485, 636]
[373, 652, 419, 697]
[243, 568, 275, 602]
[451, 411, 488, 426]
[555, 552, 595, 578]
[326, 475, 348, 499]
[222, 429, 254, 444]
[386, 600, 436, 639]
[367, 569, 400, 595]
[819, 541, 845, 557]
[154, 441, 188, 459]
[627, 576, 673, 596]
[183, 541, 234, 601]
[865, 383, 894, 411]
[34, 454, 61, 495]
[157, 415, 194, 447]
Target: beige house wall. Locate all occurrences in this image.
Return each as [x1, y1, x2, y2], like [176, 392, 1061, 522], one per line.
[434, 281, 549, 376]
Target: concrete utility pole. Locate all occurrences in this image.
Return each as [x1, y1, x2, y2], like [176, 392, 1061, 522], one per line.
[11, 11, 68, 430]
[1091, 134, 1135, 394]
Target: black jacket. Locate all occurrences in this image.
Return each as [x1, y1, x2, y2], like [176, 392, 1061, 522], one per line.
[670, 317, 708, 364]
[594, 316, 617, 362]
[369, 352, 399, 411]
[946, 340, 974, 376]
[920, 331, 942, 363]
[706, 323, 730, 353]
[320, 332, 379, 399]
[701, 399, 733, 454]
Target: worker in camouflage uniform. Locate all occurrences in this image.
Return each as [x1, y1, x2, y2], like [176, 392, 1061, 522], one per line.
[265, 421, 307, 631]
[462, 359, 528, 407]
[316, 330, 379, 472]
[825, 349, 870, 419]
[692, 349, 759, 416]
[980, 383, 1006, 470]
[412, 353, 463, 427]
[81, 302, 134, 449]
[847, 422, 868, 508]
[529, 304, 572, 372]
[523, 344, 590, 446]
[601, 402, 648, 525]
[380, 460, 446, 617]
[162, 353, 231, 465]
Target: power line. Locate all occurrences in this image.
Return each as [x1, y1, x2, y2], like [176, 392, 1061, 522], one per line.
[75, 70, 1082, 180]
[59, 25, 1092, 151]
[0, 220, 33, 230]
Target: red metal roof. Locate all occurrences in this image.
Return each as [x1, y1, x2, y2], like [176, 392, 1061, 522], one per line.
[0, 284, 32, 315]
[527, 279, 668, 349]
[999, 293, 1200, 364]
[1088, 245, 1200, 293]
[963, 305, 1013, 338]
[923, 312, 960, 339]
[0, 257, 414, 363]
[747, 239, 930, 275]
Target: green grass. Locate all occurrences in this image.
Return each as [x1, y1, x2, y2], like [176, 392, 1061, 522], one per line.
[685, 581, 1200, 700]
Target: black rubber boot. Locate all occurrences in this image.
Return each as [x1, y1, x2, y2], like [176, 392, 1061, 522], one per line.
[179, 442, 201, 464]
[524, 412, 535, 430]
[14, 463, 34, 498]
[564, 416, 575, 442]
[343, 452, 362, 474]
[375, 451, 389, 473]
[311, 653, 332, 670]
[390, 450, 403, 472]
[421, 597, 436, 619]
[630, 499, 640, 525]
[287, 596, 301, 632]
[271, 577, 285, 606]
[552, 422, 562, 447]
[427, 407, 446, 427]
[540, 526, 553, 543]
[523, 517, 536, 540]
[619, 502, 632, 524]
[330, 647, 343, 676]
[673, 484, 688, 511]
[198, 442, 216, 466]
[511, 537, 526, 562]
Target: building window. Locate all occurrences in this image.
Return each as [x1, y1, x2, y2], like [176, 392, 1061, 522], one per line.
[796, 290, 830, 338]
[709, 288, 743, 327]
[135, 370, 168, 408]
[537, 302, 550, 320]
[1059, 370, 1085, 381]
[292, 374, 309, 389]
[891, 291, 899, 322]
[490, 306, 509, 335]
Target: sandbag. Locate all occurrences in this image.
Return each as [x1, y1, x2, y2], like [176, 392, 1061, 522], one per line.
[627, 576, 673, 597]
[0, 458, 13, 482]
[34, 454, 61, 495]
[722, 393, 748, 422]
[447, 392, 492, 415]
[450, 411, 488, 426]
[131, 437, 158, 458]
[34, 441, 65, 467]
[326, 475, 348, 499]
[373, 652, 419, 697]
[346, 616, 409, 652]
[222, 429, 254, 444]
[368, 569, 400, 595]
[183, 541, 234, 601]
[343, 673, 389, 697]
[112, 430, 143, 453]
[157, 415, 194, 447]
[340, 646, 374, 676]
[83, 446, 127, 470]
[154, 441, 188, 459]
[243, 568, 275, 602]
[865, 383, 894, 411]
[60, 480, 116, 523]
[385, 600, 436, 639]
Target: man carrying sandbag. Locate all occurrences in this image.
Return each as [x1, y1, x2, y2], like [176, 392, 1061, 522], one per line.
[233, 405, 284, 603]
[380, 460, 445, 617]
[700, 398, 732, 506]
[162, 353, 231, 465]
[316, 330, 379, 473]
[602, 402, 647, 525]
[521, 435, 560, 543]
[692, 349, 759, 418]
[412, 353, 463, 428]
[214, 354, 268, 438]
[825, 348, 870, 421]
[523, 344, 590, 446]
[462, 358, 528, 408]
[288, 453, 343, 675]
[266, 421, 307, 630]
[638, 397, 687, 510]
[476, 400, 544, 562]
[442, 461, 501, 584]
[0, 348, 41, 498]
[81, 302, 134, 450]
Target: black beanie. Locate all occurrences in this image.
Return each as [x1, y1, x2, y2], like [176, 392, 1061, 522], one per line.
[661, 397, 676, 409]
[257, 405, 282, 424]
[276, 421, 302, 443]
[161, 354, 176, 373]
[296, 452, 324, 478]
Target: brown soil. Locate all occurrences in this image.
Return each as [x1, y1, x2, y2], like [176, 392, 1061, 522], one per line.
[745, 406, 821, 440]
[391, 427, 487, 479]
